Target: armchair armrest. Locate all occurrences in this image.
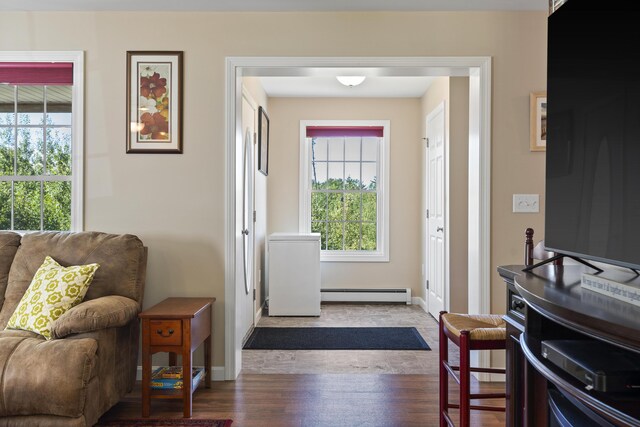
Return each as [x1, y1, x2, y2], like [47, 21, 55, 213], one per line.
[51, 295, 140, 339]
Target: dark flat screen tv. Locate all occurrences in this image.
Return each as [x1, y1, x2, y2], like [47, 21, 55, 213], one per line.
[545, 1, 640, 270]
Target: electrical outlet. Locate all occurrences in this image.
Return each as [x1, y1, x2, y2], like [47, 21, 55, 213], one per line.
[513, 194, 539, 213]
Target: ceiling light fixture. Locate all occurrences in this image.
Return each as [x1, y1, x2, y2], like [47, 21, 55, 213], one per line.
[336, 76, 366, 87]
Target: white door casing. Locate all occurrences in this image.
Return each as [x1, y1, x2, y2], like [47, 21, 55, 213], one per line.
[426, 101, 447, 318]
[225, 57, 492, 380]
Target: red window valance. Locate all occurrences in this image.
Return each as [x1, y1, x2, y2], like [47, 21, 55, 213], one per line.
[0, 62, 73, 85]
[306, 126, 384, 138]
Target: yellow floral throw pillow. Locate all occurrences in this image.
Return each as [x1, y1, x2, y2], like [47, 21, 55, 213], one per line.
[6, 256, 100, 339]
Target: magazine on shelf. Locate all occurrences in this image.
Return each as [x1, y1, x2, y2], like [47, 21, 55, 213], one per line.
[151, 366, 205, 390]
[152, 366, 184, 379]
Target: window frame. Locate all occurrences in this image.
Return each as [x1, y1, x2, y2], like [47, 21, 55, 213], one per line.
[0, 51, 84, 232]
[299, 120, 390, 262]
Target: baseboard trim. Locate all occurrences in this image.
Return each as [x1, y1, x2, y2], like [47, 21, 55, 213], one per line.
[256, 304, 263, 323]
[474, 372, 506, 383]
[412, 296, 428, 313]
[137, 366, 225, 382]
[322, 288, 412, 304]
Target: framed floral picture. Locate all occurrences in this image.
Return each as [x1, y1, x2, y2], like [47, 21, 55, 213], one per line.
[126, 51, 183, 153]
[530, 91, 547, 152]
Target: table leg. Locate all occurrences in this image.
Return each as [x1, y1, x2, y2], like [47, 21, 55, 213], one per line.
[182, 319, 193, 418]
[169, 352, 178, 366]
[141, 319, 151, 418]
[205, 334, 212, 388]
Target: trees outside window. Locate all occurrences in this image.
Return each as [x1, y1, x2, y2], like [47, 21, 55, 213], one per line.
[0, 54, 83, 232]
[300, 120, 389, 262]
[0, 85, 73, 231]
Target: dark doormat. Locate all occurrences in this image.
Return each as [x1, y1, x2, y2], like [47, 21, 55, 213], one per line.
[95, 419, 232, 427]
[243, 327, 430, 350]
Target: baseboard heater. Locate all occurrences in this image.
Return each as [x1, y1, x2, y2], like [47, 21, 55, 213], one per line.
[321, 288, 411, 304]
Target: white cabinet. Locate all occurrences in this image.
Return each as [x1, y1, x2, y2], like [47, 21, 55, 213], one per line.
[268, 233, 321, 316]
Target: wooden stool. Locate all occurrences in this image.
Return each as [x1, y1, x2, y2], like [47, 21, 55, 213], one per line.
[439, 311, 506, 427]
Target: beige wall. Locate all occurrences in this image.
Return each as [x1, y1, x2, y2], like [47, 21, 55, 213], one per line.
[0, 10, 547, 367]
[449, 77, 470, 313]
[267, 98, 422, 295]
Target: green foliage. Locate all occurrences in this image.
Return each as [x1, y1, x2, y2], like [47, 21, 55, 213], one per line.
[311, 177, 377, 251]
[0, 108, 72, 231]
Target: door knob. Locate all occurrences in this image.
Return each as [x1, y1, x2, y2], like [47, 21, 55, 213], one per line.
[437, 227, 444, 232]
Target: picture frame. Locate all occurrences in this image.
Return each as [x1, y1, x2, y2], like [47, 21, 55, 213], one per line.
[258, 106, 270, 175]
[126, 51, 183, 153]
[530, 91, 547, 152]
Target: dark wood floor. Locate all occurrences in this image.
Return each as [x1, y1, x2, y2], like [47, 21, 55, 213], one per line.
[99, 374, 506, 426]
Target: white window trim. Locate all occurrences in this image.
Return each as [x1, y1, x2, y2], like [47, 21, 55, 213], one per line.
[299, 119, 390, 262]
[0, 51, 84, 232]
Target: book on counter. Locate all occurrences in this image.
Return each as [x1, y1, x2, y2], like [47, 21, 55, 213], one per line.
[151, 366, 205, 390]
[581, 272, 640, 308]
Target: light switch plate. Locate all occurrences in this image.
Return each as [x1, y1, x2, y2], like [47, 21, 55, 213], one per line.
[513, 194, 539, 213]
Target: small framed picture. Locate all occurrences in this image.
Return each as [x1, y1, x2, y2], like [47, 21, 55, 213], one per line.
[258, 106, 270, 176]
[126, 51, 183, 153]
[530, 91, 547, 152]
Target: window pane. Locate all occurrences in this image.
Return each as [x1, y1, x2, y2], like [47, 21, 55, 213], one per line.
[362, 162, 377, 190]
[328, 139, 343, 161]
[311, 221, 327, 250]
[344, 137, 360, 161]
[17, 86, 44, 125]
[0, 85, 15, 124]
[46, 86, 72, 125]
[44, 181, 71, 231]
[311, 192, 327, 222]
[362, 193, 377, 222]
[306, 131, 383, 255]
[362, 223, 377, 250]
[344, 193, 361, 222]
[312, 138, 327, 161]
[362, 137, 378, 161]
[14, 181, 41, 231]
[344, 162, 360, 190]
[0, 182, 10, 229]
[345, 222, 361, 250]
[17, 128, 44, 175]
[0, 127, 15, 175]
[327, 222, 343, 251]
[47, 127, 72, 176]
[327, 162, 343, 189]
[327, 193, 343, 221]
[311, 161, 327, 189]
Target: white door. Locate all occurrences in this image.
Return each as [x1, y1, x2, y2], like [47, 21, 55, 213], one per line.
[426, 102, 446, 318]
[237, 95, 256, 343]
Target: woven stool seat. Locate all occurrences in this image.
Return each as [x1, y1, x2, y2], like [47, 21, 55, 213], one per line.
[439, 311, 506, 426]
[441, 313, 506, 341]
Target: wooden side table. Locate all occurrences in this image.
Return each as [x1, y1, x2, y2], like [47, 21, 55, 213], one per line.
[139, 297, 215, 418]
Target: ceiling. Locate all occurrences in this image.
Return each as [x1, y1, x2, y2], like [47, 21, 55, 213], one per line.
[0, 0, 547, 11]
[260, 76, 435, 98]
[251, 66, 467, 98]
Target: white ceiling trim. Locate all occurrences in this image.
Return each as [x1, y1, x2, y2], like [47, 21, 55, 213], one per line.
[0, 0, 547, 12]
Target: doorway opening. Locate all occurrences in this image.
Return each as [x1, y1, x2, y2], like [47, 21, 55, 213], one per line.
[225, 57, 492, 380]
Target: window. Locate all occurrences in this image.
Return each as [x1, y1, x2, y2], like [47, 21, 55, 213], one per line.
[299, 120, 390, 262]
[0, 53, 84, 232]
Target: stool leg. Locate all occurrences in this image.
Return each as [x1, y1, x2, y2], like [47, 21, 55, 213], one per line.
[460, 330, 471, 427]
[439, 311, 448, 427]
